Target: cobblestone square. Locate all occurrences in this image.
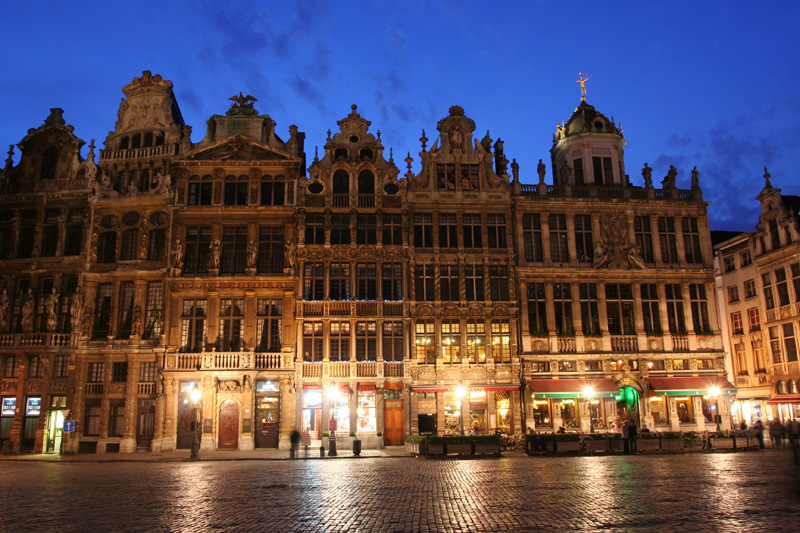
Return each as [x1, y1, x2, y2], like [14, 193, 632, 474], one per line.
[0, 451, 797, 532]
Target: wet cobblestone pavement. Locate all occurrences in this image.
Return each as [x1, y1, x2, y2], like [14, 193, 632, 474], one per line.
[1, 451, 797, 532]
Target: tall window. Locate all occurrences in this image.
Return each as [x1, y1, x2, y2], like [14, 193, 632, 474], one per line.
[329, 263, 351, 300]
[415, 320, 435, 364]
[84, 403, 101, 436]
[658, 217, 679, 263]
[592, 156, 613, 185]
[744, 279, 757, 299]
[730, 312, 743, 335]
[224, 174, 248, 205]
[52, 355, 68, 378]
[487, 214, 507, 249]
[415, 264, 434, 301]
[728, 285, 740, 303]
[3, 355, 17, 378]
[682, 218, 703, 264]
[303, 263, 325, 301]
[634, 216, 655, 264]
[522, 214, 543, 262]
[109, 403, 125, 437]
[302, 322, 324, 361]
[260, 175, 285, 206]
[329, 321, 350, 361]
[783, 323, 798, 362]
[574, 158, 585, 185]
[218, 299, 244, 351]
[463, 214, 482, 249]
[549, 214, 569, 263]
[382, 321, 403, 361]
[437, 163, 455, 190]
[665, 284, 686, 334]
[180, 299, 207, 352]
[116, 281, 135, 339]
[382, 213, 402, 245]
[256, 299, 282, 352]
[748, 307, 761, 332]
[792, 263, 800, 302]
[641, 284, 661, 335]
[775, 267, 791, 307]
[139, 362, 157, 383]
[763, 273, 775, 310]
[221, 226, 248, 274]
[491, 320, 511, 363]
[527, 283, 547, 336]
[87, 362, 105, 383]
[93, 283, 113, 339]
[439, 214, 458, 249]
[770, 326, 782, 364]
[769, 218, 781, 250]
[40, 209, 60, 257]
[579, 283, 601, 336]
[330, 213, 351, 245]
[28, 356, 43, 378]
[440, 264, 459, 301]
[64, 209, 84, 256]
[111, 362, 128, 382]
[466, 320, 486, 363]
[553, 283, 574, 336]
[187, 175, 213, 205]
[356, 214, 376, 245]
[184, 227, 211, 274]
[740, 250, 752, 267]
[381, 263, 402, 301]
[120, 228, 139, 261]
[257, 226, 285, 274]
[441, 319, 461, 363]
[356, 263, 377, 300]
[148, 227, 167, 261]
[356, 321, 377, 361]
[305, 214, 325, 245]
[689, 284, 711, 334]
[606, 284, 635, 335]
[17, 210, 36, 259]
[574, 215, 593, 263]
[465, 265, 484, 301]
[97, 231, 117, 264]
[489, 265, 509, 301]
[413, 214, 433, 248]
[724, 256, 736, 273]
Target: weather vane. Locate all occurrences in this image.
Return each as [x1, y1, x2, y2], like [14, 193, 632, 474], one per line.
[575, 71, 591, 101]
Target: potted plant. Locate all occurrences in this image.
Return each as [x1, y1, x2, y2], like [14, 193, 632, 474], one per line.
[376, 431, 383, 449]
[472, 435, 501, 455]
[658, 431, 684, 451]
[582, 432, 613, 453]
[426, 435, 446, 456]
[444, 435, 473, 455]
[708, 431, 734, 451]
[636, 431, 660, 452]
[543, 433, 581, 453]
[350, 431, 361, 456]
[405, 435, 425, 455]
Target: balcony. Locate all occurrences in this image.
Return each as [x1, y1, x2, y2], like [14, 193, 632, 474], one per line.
[611, 336, 638, 353]
[557, 337, 576, 353]
[99, 143, 179, 162]
[298, 301, 405, 318]
[165, 351, 293, 371]
[519, 184, 700, 202]
[0, 333, 74, 348]
[137, 382, 156, 395]
[299, 361, 406, 380]
[85, 383, 104, 395]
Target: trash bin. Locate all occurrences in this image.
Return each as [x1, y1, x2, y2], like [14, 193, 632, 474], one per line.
[352, 438, 361, 456]
[328, 432, 337, 456]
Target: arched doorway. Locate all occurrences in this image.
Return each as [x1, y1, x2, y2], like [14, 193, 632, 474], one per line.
[218, 400, 239, 449]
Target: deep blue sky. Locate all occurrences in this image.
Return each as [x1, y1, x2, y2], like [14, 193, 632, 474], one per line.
[2, 1, 798, 231]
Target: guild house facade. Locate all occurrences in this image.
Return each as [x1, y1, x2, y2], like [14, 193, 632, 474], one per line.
[0, 71, 734, 454]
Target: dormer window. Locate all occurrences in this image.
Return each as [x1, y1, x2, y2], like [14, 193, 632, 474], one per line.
[40, 147, 58, 180]
[359, 149, 373, 161]
[334, 148, 347, 160]
[592, 156, 613, 185]
[768, 218, 781, 250]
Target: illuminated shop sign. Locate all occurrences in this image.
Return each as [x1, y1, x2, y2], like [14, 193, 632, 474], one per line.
[1, 397, 16, 416]
[26, 397, 41, 417]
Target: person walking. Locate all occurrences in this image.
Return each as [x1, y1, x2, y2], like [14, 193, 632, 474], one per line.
[290, 429, 300, 459]
[769, 419, 782, 449]
[301, 430, 311, 457]
[754, 419, 765, 449]
[628, 419, 638, 453]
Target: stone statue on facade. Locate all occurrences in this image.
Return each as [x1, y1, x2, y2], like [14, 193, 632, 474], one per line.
[45, 288, 59, 331]
[0, 288, 9, 331]
[691, 166, 700, 190]
[662, 165, 677, 189]
[209, 240, 221, 270]
[246, 240, 257, 269]
[537, 159, 546, 185]
[152, 172, 172, 194]
[642, 163, 653, 188]
[510, 159, 519, 183]
[285, 242, 297, 273]
[171, 239, 184, 270]
[21, 288, 35, 333]
[70, 290, 83, 331]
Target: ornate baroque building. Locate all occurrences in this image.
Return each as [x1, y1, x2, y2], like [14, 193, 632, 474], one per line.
[0, 72, 734, 454]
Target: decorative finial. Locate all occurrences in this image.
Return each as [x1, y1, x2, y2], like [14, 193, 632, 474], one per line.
[575, 71, 591, 101]
[377, 130, 381, 141]
[327, 129, 331, 142]
[389, 147, 393, 163]
[89, 138, 96, 155]
[351, 104, 357, 112]
[405, 152, 413, 172]
[420, 129, 428, 151]
[6, 144, 14, 165]
[764, 166, 772, 188]
[314, 146, 319, 163]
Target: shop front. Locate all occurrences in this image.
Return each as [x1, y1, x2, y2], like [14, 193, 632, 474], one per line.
[647, 376, 737, 432]
[177, 381, 201, 449]
[766, 396, 800, 421]
[383, 382, 404, 445]
[21, 396, 41, 452]
[412, 385, 519, 435]
[301, 384, 323, 439]
[527, 379, 621, 433]
[1, 396, 16, 449]
[255, 380, 280, 448]
[45, 396, 67, 453]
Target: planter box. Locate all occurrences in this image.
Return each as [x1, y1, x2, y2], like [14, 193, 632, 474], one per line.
[637, 439, 661, 452]
[735, 436, 758, 450]
[426, 444, 446, 455]
[405, 442, 423, 455]
[585, 439, 612, 453]
[659, 438, 684, 451]
[554, 441, 581, 453]
[710, 437, 735, 450]
[446, 443, 473, 455]
[474, 442, 501, 455]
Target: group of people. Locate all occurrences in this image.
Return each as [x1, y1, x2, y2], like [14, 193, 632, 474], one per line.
[743, 418, 799, 449]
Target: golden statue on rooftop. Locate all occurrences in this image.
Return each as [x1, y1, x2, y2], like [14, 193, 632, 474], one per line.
[229, 92, 258, 108]
[575, 71, 591, 101]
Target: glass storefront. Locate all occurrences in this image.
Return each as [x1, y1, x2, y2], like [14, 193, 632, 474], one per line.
[302, 388, 323, 438]
[495, 393, 512, 433]
[443, 392, 462, 435]
[331, 388, 350, 433]
[356, 388, 376, 432]
[650, 396, 669, 425]
[559, 399, 577, 428]
[469, 390, 487, 434]
[1, 397, 16, 445]
[701, 396, 718, 425]
[532, 399, 551, 427]
[675, 397, 694, 423]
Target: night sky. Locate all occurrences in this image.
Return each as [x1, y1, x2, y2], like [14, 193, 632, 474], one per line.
[2, 1, 798, 231]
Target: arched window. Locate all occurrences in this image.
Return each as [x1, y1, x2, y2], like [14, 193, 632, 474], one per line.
[332, 170, 349, 207]
[787, 380, 797, 394]
[119, 137, 129, 150]
[358, 170, 375, 208]
[776, 381, 786, 395]
[154, 132, 164, 146]
[143, 132, 153, 148]
[224, 175, 249, 206]
[97, 232, 117, 263]
[40, 147, 58, 180]
[132, 134, 141, 149]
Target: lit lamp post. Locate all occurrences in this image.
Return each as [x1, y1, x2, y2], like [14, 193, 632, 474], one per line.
[710, 386, 721, 432]
[455, 385, 467, 435]
[190, 384, 201, 459]
[584, 386, 595, 434]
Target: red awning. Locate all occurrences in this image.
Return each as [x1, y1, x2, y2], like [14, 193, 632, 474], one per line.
[527, 378, 619, 398]
[766, 396, 800, 405]
[647, 377, 737, 396]
[358, 383, 376, 394]
[412, 385, 519, 393]
[302, 383, 322, 390]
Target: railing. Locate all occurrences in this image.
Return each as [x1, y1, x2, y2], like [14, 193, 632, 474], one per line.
[355, 302, 378, 316]
[99, 143, 179, 161]
[174, 354, 201, 370]
[611, 336, 638, 353]
[302, 362, 323, 378]
[0, 333, 73, 348]
[166, 351, 292, 371]
[215, 353, 241, 369]
[255, 353, 283, 369]
[519, 184, 698, 201]
[672, 336, 689, 351]
[331, 194, 349, 207]
[85, 383, 104, 395]
[358, 194, 375, 208]
[137, 382, 156, 395]
[557, 337, 576, 353]
[328, 362, 351, 378]
[384, 362, 405, 378]
[357, 362, 377, 377]
[300, 301, 406, 318]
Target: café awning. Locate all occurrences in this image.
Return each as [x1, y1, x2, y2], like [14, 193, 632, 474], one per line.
[647, 377, 737, 397]
[527, 378, 619, 399]
[766, 396, 800, 405]
[412, 385, 519, 393]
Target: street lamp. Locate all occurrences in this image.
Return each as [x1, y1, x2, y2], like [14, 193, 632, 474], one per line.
[327, 386, 340, 456]
[710, 386, 721, 432]
[455, 385, 467, 435]
[584, 386, 595, 434]
[190, 384, 201, 459]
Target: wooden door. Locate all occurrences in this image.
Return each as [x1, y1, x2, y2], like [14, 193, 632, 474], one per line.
[384, 400, 404, 445]
[218, 400, 239, 449]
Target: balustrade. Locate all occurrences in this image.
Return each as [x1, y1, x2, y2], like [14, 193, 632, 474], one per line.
[85, 383, 104, 395]
[611, 336, 638, 353]
[137, 382, 156, 395]
[557, 337, 576, 353]
[384, 362, 405, 378]
[356, 362, 377, 377]
[99, 143, 178, 161]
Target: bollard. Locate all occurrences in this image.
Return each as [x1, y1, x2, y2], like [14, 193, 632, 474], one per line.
[353, 437, 361, 456]
[328, 431, 337, 456]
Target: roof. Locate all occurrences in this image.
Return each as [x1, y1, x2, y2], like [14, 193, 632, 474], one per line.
[647, 377, 736, 396]
[782, 194, 800, 215]
[710, 230, 745, 247]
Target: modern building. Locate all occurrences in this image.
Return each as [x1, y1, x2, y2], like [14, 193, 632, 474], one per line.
[714, 171, 800, 425]
[0, 71, 735, 455]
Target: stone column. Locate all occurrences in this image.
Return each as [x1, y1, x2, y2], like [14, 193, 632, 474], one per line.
[120, 357, 139, 453]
